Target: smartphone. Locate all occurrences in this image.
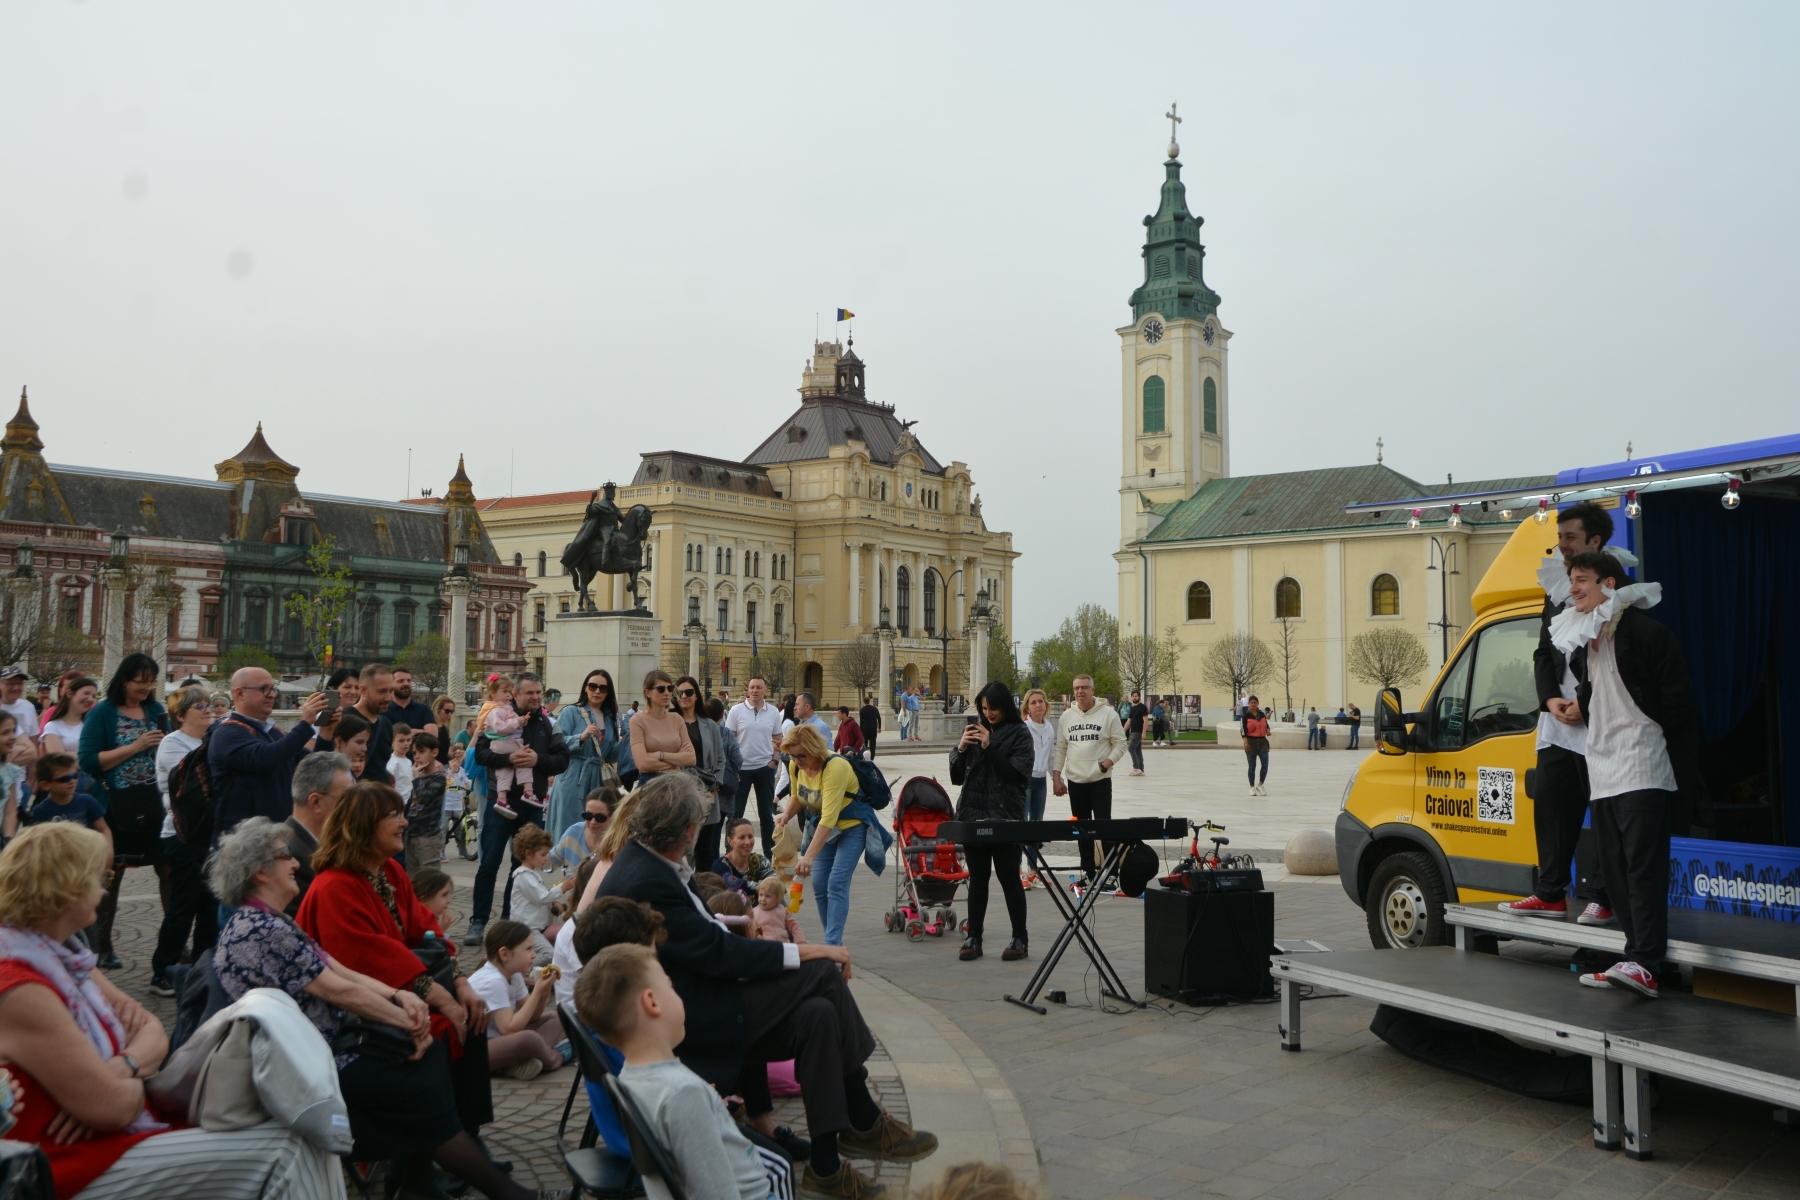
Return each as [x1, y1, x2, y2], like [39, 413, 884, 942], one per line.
[965, 715, 979, 727]
[323, 691, 341, 714]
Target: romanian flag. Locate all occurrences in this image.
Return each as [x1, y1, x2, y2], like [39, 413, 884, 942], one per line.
[836, 309, 855, 321]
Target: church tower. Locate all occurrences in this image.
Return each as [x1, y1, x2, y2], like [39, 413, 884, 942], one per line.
[1118, 108, 1230, 552]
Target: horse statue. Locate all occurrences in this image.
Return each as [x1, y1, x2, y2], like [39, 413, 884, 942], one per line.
[561, 482, 653, 612]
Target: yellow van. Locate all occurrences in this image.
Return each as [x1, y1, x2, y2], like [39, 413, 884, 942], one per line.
[1337, 515, 1555, 948]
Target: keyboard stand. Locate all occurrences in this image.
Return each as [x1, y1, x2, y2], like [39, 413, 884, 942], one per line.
[1005, 842, 1141, 1014]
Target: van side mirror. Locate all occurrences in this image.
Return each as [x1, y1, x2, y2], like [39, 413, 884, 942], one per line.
[1375, 687, 1409, 754]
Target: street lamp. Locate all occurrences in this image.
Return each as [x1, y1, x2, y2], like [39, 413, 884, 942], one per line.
[683, 616, 712, 694]
[931, 568, 965, 699]
[109, 529, 130, 564]
[12, 541, 33, 578]
[1425, 536, 1462, 662]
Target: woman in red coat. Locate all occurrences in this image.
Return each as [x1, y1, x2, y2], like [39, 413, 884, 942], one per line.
[297, 783, 548, 1195]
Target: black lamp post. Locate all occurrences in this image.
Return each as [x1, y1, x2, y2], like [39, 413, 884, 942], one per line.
[931, 568, 965, 699]
[109, 529, 130, 565]
[1426, 535, 1461, 662]
[12, 540, 33, 578]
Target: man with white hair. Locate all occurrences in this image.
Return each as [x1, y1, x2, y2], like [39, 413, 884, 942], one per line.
[283, 751, 353, 915]
[595, 772, 937, 1199]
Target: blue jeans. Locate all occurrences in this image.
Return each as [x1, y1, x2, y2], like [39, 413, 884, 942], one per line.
[1348, 724, 1360, 748]
[1027, 776, 1047, 823]
[732, 765, 779, 856]
[472, 795, 543, 924]
[1247, 748, 1269, 785]
[811, 823, 867, 946]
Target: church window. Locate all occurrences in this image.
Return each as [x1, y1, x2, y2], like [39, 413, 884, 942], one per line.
[1152, 255, 1170, 278]
[922, 569, 938, 635]
[1203, 378, 1218, 435]
[1142, 376, 1166, 434]
[1371, 574, 1400, 616]
[244, 595, 267, 644]
[513, 552, 522, 569]
[1187, 581, 1212, 621]
[1275, 577, 1302, 620]
[896, 567, 911, 636]
[537, 551, 547, 577]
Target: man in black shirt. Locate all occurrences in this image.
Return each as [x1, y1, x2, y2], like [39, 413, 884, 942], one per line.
[385, 667, 437, 736]
[858, 696, 882, 760]
[1124, 690, 1148, 775]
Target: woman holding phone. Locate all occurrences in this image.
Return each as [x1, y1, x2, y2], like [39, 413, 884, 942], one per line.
[547, 668, 627, 836]
[75, 653, 167, 970]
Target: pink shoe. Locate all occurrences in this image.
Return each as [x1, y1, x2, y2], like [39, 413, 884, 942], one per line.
[1576, 902, 1618, 927]
[494, 800, 520, 820]
[1605, 961, 1658, 998]
[1498, 895, 1567, 918]
[516, 791, 544, 810]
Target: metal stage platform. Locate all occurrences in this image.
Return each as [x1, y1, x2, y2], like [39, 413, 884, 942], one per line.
[1272, 947, 1800, 1161]
[1447, 902, 1800, 1004]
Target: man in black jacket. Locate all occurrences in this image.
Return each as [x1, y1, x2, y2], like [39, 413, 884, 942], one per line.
[1506, 501, 1618, 925]
[467, 672, 569, 940]
[858, 696, 882, 760]
[1564, 552, 1704, 998]
[596, 772, 936, 1199]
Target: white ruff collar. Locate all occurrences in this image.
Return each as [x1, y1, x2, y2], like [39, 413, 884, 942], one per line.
[1538, 546, 1641, 610]
[1548, 581, 1662, 654]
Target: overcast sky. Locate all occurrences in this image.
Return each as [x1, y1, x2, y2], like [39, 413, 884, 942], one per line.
[2, 3, 1796, 650]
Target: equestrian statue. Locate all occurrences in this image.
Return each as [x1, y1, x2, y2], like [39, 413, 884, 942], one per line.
[561, 481, 653, 612]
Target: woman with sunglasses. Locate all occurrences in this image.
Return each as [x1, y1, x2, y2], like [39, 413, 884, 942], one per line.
[672, 675, 727, 866]
[626, 670, 693, 782]
[432, 696, 459, 766]
[546, 669, 628, 838]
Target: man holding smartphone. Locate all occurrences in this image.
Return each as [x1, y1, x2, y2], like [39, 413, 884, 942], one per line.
[1051, 674, 1128, 883]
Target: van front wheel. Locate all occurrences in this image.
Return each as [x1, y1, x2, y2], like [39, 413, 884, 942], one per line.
[1366, 852, 1448, 949]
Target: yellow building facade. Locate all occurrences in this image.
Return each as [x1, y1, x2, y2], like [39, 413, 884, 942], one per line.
[1114, 142, 1551, 718]
[480, 339, 1017, 708]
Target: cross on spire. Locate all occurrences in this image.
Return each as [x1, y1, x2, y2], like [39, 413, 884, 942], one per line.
[1376, 437, 1384, 464]
[1165, 102, 1182, 159]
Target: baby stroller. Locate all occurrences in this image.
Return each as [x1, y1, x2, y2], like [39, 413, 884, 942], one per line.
[884, 776, 970, 941]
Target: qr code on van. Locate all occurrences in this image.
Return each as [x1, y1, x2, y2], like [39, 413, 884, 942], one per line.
[1477, 767, 1515, 824]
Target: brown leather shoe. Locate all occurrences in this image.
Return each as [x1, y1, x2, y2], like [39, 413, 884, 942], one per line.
[838, 1112, 939, 1163]
[1001, 938, 1028, 961]
[958, 937, 982, 961]
[800, 1162, 886, 1199]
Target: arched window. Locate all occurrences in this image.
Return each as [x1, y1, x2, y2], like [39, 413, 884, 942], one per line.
[1187, 581, 1212, 621]
[1275, 577, 1302, 620]
[1203, 377, 1218, 435]
[896, 567, 911, 635]
[1371, 573, 1400, 616]
[1142, 376, 1166, 434]
[537, 550, 547, 577]
[513, 552, 523, 568]
[922, 569, 939, 635]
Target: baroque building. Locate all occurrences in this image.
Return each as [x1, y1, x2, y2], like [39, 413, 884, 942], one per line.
[1113, 140, 1552, 718]
[479, 339, 1017, 705]
[0, 389, 527, 683]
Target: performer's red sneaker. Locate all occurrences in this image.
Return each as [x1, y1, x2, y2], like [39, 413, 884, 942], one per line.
[1576, 902, 1618, 927]
[1605, 961, 1659, 998]
[1497, 895, 1567, 918]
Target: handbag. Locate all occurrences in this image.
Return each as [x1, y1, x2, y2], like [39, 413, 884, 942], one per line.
[413, 938, 459, 990]
[106, 782, 166, 854]
[0, 1141, 55, 1200]
[330, 1016, 417, 1064]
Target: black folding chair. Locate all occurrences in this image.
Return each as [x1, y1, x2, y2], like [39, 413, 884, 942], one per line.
[555, 1000, 641, 1199]
[602, 1074, 690, 1200]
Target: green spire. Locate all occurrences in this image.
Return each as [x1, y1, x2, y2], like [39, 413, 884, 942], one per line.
[1129, 156, 1221, 322]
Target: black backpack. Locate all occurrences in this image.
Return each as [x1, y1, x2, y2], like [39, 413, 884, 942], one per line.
[169, 722, 223, 849]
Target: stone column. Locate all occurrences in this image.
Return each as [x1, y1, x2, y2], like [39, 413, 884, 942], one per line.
[847, 542, 862, 628]
[688, 625, 702, 678]
[968, 612, 993, 697]
[7, 574, 39, 670]
[100, 566, 129, 684]
[876, 624, 895, 715]
[443, 572, 472, 707]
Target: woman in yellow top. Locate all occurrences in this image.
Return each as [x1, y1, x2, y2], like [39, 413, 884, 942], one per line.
[774, 723, 867, 946]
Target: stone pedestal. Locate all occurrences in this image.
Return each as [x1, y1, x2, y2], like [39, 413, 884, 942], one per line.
[547, 611, 662, 702]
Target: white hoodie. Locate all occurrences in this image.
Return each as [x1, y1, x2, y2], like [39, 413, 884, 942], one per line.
[1053, 701, 1128, 785]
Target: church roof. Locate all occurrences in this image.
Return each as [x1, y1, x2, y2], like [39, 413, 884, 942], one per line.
[1142, 465, 1556, 544]
[743, 397, 943, 474]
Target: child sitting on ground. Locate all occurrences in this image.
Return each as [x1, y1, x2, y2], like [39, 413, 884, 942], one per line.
[468, 919, 569, 1081]
[577, 942, 791, 1200]
[411, 867, 454, 926]
[387, 723, 415, 802]
[706, 888, 753, 938]
[752, 876, 806, 945]
[403, 733, 447, 874]
[508, 826, 564, 966]
[478, 674, 540, 818]
[551, 855, 604, 1010]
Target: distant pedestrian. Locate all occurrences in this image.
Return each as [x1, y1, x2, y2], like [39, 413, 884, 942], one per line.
[1347, 704, 1362, 749]
[1243, 696, 1271, 796]
[1123, 690, 1147, 775]
[833, 706, 865, 756]
[858, 695, 882, 760]
[1150, 699, 1168, 746]
[1306, 707, 1321, 750]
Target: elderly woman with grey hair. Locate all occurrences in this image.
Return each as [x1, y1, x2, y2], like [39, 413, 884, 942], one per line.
[208, 819, 554, 1199]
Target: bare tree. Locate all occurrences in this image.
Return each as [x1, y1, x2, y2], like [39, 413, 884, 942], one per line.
[31, 624, 102, 682]
[1118, 632, 1181, 697]
[749, 639, 800, 696]
[1273, 617, 1303, 713]
[832, 634, 883, 701]
[1347, 626, 1430, 696]
[1198, 632, 1273, 709]
[394, 633, 481, 698]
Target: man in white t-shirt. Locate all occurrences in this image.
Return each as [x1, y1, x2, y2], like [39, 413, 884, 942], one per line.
[722, 676, 783, 856]
[0, 667, 39, 742]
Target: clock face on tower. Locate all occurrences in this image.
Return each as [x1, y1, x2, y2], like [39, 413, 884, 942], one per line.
[1202, 321, 1216, 346]
[1142, 318, 1164, 345]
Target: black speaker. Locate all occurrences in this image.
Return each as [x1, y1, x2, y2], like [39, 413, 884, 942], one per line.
[1144, 887, 1274, 1004]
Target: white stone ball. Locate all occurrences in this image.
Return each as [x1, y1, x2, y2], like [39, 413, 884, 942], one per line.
[1284, 828, 1337, 876]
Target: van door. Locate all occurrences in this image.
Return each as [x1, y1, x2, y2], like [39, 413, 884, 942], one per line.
[1415, 615, 1543, 901]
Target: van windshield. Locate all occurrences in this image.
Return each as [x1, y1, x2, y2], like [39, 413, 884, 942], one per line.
[1426, 616, 1541, 750]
